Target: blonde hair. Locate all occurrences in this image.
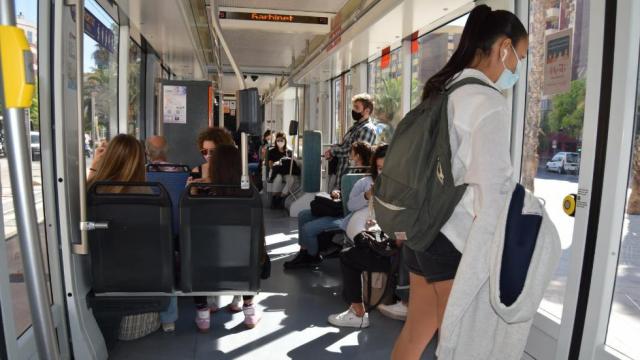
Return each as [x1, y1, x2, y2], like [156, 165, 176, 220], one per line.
[88, 134, 146, 193]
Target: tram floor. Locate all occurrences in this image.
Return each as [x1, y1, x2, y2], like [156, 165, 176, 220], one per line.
[108, 208, 437, 360]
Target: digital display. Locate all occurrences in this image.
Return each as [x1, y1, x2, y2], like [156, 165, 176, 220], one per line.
[219, 11, 329, 25]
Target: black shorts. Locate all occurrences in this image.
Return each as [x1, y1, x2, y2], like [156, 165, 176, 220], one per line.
[403, 233, 461, 283]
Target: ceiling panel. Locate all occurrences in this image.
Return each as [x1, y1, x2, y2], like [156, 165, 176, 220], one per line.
[219, 29, 315, 70]
[121, 0, 203, 79]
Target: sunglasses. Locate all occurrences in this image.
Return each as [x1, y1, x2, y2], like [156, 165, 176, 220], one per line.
[200, 149, 214, 156]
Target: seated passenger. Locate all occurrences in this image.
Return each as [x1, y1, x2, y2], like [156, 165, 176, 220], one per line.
[328, 144, 395, 329]
[190, 145, 262, 331]
[268, 131, 295, 208]
[87, 134, 178, 336]
[190, 127, 235, 179]
[145, 135, 181, 172]
[283, 141, 373, 270]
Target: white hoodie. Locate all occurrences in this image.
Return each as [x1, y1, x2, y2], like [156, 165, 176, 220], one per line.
[436, 180, 562, 360]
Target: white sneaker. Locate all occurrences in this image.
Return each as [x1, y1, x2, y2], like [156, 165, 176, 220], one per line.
[378, 301, 407, 321]
[328, 308, 370, 328]
[228, 295, 243, 313]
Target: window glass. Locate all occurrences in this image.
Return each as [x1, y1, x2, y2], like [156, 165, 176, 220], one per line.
[128, 39, 143, 138]
[333, 77, 342, 143]
[83, 0, 119, 171]
[520, 0, 590, 320]
[368, 47, 402, 144]
[605, 46, 640, 360]
[2, 0, 53, 337]
[411, 15, 468, 108]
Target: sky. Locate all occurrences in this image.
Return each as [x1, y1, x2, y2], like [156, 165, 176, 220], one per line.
[16, 0, 118, 72]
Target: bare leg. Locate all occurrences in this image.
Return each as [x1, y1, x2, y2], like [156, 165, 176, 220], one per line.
[391, 273, 440, 360]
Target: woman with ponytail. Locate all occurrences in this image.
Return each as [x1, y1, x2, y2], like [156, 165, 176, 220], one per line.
[391, 5, 528, 359]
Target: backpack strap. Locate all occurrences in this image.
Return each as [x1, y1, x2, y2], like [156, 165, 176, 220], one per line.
[445, 76, 501, 95]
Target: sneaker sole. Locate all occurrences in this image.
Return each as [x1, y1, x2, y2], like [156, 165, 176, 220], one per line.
[378, 308, 407, 321]
[327, 319, 370, 328]
[245, 319, 260, 329]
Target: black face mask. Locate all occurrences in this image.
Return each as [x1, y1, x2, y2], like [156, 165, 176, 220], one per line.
[352, 110, 363, 121]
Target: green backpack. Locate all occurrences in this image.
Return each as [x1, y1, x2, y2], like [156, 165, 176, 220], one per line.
[373, 77, 499, 252]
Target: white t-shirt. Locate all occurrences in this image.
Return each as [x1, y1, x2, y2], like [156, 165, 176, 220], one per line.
[440, 69, 514, 252]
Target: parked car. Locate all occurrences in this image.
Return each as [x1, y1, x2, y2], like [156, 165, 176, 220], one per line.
[31, 131, 40, 161]
[546, 151, 580, 175]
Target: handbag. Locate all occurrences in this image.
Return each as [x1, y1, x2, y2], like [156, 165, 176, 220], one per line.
[310, 193, 344, 217]
[354, 195, 398, 257]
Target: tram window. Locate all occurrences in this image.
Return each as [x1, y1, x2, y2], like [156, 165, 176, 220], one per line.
[128, 39, 143, 138]
[410, 15, 468, 108]
[332, 76, 342, 143]
[83, 0, 119, 166]
[520, 0, 591, 321]
[3, 0, 53, 337]
[606, 53, 640, 360]
[368, 47, 401, 143]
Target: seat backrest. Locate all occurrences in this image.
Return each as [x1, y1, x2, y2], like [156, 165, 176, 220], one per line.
[340, 173, 369, 215]
[302, 130, 322, 193]
[87, 182, 174, 293]
[146, 164, 190, 237]
[180, 184, 263, 292]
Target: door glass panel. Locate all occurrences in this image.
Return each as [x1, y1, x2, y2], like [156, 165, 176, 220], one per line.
[605, 49, 640, 360]
[83, 0, 119, 172]
[1, 0, 53, 337]
[520, 0, 590, 320]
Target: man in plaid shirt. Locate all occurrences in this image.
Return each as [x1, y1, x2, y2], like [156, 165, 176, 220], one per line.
[324, 93, 377, 190]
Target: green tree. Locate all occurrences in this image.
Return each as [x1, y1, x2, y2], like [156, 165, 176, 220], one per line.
[547, 79, 586, 138]
[30, 89, 39, 130]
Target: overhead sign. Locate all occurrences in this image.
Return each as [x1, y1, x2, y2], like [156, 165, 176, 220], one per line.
[544, 28, 573, 96]
[71, 7, 115, 53]
[219, 11, 328, 25]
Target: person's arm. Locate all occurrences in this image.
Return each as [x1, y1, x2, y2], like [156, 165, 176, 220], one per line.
[347, 178, 371, 212]
[87, 140, 107, 180]
[462, 108, 513, 249]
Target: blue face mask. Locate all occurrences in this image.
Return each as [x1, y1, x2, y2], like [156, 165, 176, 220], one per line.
[495, 45, 522, 90]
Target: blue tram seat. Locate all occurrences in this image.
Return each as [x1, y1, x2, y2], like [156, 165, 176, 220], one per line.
[87, 181, 174, 293]
[340, 172, 369, 215]
[146, 164, 190, 237]
[180, 184, 263, 293]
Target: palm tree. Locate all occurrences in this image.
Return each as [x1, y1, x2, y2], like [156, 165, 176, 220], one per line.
[521, 0, 546, 191]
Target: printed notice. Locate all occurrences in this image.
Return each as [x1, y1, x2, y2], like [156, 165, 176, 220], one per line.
[544, 28, 573, 96]
[576, 188, 589, 209]
[163, 86, 187, 124]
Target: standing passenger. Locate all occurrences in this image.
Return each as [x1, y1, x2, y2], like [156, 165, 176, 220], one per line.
[391, 5, 528, 359]
[324, 94, 377, 190]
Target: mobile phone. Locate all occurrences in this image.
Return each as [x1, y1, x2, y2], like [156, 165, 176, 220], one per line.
[189, 171, 202, 179]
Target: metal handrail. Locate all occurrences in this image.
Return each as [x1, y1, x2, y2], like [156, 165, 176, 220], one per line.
[72, 0, 88, 255]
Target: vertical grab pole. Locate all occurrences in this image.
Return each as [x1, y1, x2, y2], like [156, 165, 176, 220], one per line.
[73, 0, 89, 255]
[241, 132, 250, 189]
[0, 0, 61, 358]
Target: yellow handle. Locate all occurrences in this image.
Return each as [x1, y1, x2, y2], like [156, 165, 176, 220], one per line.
[0, 26, 35, 108]
[563, 194, 577, 217]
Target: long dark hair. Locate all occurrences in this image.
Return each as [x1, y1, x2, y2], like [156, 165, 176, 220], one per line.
[422, 5, 527, 100]
[208, 145, 242, 186]
[370, 144, 388, 181]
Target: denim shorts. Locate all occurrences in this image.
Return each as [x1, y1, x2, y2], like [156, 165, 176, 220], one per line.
[403, 233, 461, 283]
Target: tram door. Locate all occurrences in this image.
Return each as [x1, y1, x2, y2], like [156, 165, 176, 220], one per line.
[510, 0, 628, 359]
[0, 0, 71, 359]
